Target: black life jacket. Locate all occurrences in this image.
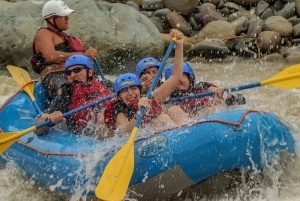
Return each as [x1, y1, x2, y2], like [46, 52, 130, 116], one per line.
[104, 98, 162, 130]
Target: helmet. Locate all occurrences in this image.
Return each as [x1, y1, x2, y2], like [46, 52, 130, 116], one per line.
[136, 57, 160, 78]
[64, 55, 93, 71]
[114, 73, 142, 94]
[42, 0, 75, 18]
[165, 62, 195, 81]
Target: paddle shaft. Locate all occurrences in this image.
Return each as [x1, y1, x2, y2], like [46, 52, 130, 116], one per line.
[94, 59, 106, 81]
[36, 93, 116, 128]
[164, 72, 300, 104]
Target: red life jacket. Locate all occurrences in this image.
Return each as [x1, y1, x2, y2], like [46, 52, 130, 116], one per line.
[175, 82, 217, 116]
[69, 79, 112, 131]
[104, 97, 162, 130]
[31, 28, 85, 74]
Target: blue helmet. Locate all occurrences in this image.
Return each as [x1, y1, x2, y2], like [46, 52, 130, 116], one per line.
[64, 55, 93, 71]
[165, 62, 195, 81]
[136, 57, 160, 78]
[114, 73, 142, 94]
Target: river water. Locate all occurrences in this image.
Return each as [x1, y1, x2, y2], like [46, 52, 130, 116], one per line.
[1, 59, 300, 201]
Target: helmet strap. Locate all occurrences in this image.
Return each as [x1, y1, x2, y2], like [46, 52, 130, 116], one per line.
[45, 16, 63, 32]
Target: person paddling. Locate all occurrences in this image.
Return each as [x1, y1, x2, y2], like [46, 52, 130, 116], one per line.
[164, 62, 246, 117]
[135, 57, 162, 94]
[34, 55, 112, 139]
[31, 0, 98, 101]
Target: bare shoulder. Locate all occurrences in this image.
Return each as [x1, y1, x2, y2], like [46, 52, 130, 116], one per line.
[35, 28, 53, 40]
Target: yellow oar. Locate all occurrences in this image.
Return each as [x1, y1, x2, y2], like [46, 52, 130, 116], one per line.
[95, 39, 177, 201]
[0, 93, 116, 154]
[7, 65, 43, 115]
[165, 63, 300, 104]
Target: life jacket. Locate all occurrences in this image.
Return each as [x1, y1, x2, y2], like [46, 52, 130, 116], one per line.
[104, 97, 162, 130]
[170, 82, 217, 116]
[30, 28, 85, 74]
[68, 79, 112, 131]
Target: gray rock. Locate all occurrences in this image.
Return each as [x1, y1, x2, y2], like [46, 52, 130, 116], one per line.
[227, 11, 242, 22]
[189, 16, 200, 31]
[256, 1, 269, 16]
[295, 0, 300, 16]
[223, 2, 241, 11]
[292, 23, 300, 37]
[0, 1, 11, 10]
[163, 0, 199, 15]
[289, 18, 300, 25]
[153, 8, 171, 20]
[202, 10, 224, 26]
[260, 53, 283, 61]
[139, 10, 153, 17]
[231, 16, 248, 35]
[186, 39, 230, 60]
[126, 1, 140, 11]
[166, 12, 190, 36]
[203, 0, 221, 5]
[196, 3, 216, 13]
[276, 2, 296, 19]
[247, 18, 265, 37]
[260, 7, 275, 20]
[263, 16, 293, 37]
[233, 39, 258, 58]
[150, 17, 163, 32]
[258, 31, 281, 54]
[192, 21, 236, 48]
[141, 0, 163, 11]
[0, 0, 164, 74]
[271, 0, 285, 11]
[232, 0, 274, 6]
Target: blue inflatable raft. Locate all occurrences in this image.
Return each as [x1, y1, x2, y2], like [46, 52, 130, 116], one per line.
[0, 82, 297, 199]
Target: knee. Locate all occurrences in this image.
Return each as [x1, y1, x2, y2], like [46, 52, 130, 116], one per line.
[154, 114, 175, 128]
[166, 106, 189, 124]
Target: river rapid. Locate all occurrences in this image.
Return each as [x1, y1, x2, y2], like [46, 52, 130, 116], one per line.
[1, 59, 300, 201]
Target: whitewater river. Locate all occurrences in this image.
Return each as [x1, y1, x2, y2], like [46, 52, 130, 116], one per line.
[1, 59, 300, 201]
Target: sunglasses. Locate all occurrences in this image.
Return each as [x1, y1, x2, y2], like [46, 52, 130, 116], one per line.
[65, 67, 86, 76]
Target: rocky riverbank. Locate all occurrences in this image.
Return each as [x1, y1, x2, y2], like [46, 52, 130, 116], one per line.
[1, 0, 300, 75]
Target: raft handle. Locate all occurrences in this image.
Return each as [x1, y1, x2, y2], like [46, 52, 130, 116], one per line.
[234, 125, 243, 131]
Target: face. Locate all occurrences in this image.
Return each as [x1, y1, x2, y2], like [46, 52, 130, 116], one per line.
[176, 74, 190, 91]
[141, 66, 158, 78]
[50, 15, 70, 30]
[65, 65, 92, 83]
[118, 86, 141, 105]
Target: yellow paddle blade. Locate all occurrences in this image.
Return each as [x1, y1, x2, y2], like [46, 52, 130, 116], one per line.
[273, 63, 300, 78]
[0, 133, 19, 154]
[261, 63, 300, 88]
[95, 128, 138, 201]
[7, 65, 36, 101]
[0, 127, 37, 154]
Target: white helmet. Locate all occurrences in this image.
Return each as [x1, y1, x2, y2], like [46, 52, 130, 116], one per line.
[42, 0, 75, 18]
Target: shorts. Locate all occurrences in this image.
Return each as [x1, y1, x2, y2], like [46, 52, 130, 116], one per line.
[42, 71, 68, 101]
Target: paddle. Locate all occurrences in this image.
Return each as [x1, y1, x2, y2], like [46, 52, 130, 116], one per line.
[164, 63, 300, 104]
[94, 59, 115, 92]
[95, 38, 177, 201]
[7, 65, 43, 116]
[94, 59, 106, 81]
[0, 93, 116, 154]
